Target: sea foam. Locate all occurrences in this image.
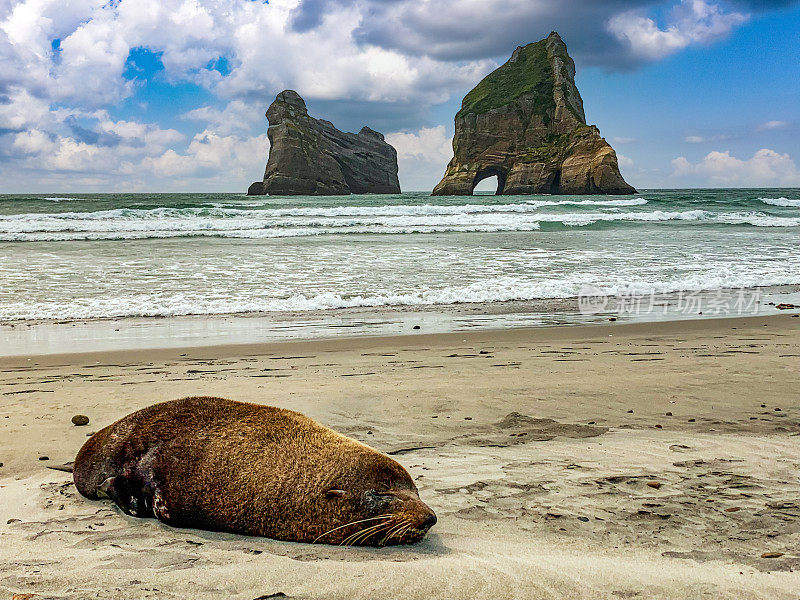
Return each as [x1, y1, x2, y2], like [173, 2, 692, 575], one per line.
[2, 270, 799, 321]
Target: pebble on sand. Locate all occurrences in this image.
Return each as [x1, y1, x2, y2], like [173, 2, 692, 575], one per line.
[71, 414, 90, 426]
[647, 481, 662, 489]
[38, 456, 49, 461]
[760, 552, 784, 558]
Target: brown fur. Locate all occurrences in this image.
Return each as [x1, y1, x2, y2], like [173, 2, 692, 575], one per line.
[73, 397, 436, 546]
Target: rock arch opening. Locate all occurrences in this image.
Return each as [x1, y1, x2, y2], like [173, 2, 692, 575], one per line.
[472, 167, 507, 195]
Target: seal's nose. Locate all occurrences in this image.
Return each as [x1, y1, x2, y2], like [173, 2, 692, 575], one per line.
[421, 511, 437, 530]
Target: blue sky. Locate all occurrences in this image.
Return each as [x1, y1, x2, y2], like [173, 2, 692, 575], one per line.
[0, 0, 798, 192]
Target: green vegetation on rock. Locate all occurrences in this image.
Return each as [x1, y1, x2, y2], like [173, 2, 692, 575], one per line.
[456, 39, 554, 120]
[519, 133, 571, 162]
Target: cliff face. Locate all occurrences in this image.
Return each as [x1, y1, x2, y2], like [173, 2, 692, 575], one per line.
[432, 32, 635, 196]
[248, 90, 401, 196]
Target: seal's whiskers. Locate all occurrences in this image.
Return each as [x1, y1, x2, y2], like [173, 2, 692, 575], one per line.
[341, 519, 394, 546]
[312, 515, 392, 544]
[379, 519, 410, 545]
[341, 523, 383, 546]
[345, 518, 395, 546]
[396, 522, 415, 542]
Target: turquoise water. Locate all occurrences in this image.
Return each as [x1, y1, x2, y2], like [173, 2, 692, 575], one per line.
[0, 189, 798, 321]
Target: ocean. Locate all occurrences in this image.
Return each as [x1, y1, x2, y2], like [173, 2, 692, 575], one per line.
[1, 189, 799, 324]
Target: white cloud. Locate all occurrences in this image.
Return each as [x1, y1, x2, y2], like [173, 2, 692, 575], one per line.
[48, 136, 102, 171]
[757, 120, 788, 131]
[213, 2, 489, 105]
[385, 125, 453, 191]
[143, 129, 267, 181]
[12, 128, 53, 154]
[1, 0, 481, 110]
[0, 88, 52, 130]
[684, 134, 731, 143]
[386, 125, 453, 163]
[182, 100, 265, 136]
[608, 0, 748, 61]
[1, 103, 190, 187]
[617, 154, 634, 167]
[672, 148, 800, 186]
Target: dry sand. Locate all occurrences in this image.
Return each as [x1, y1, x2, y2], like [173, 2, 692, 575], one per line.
[1, 314, 799, 599]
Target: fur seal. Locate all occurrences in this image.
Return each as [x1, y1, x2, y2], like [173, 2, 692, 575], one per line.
[73, 397, 436, 546]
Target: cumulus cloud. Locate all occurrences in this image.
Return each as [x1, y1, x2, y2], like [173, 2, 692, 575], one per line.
[2, 0, 490, 120]
[608, 0, 749, 61]
[143, 130, 267, 180]
[387, 125, 453, 163]
[182, 100, 265, 136]
[672, 148, 800, 186]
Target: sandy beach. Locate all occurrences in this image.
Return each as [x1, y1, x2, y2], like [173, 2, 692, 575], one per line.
[1, 314, 799, 599]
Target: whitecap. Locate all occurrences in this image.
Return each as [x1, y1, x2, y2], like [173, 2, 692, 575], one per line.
[760, 197, 800, 208]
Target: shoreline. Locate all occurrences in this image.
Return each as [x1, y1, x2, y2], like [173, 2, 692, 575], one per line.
[2, 311, 798, 366]
[2, 284, 799, 358]
[4, 283, 800, 326]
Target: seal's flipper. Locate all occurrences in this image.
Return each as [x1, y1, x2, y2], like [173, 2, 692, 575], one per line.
[153, 489, 171, 523]
[97, 476, 117, 498]
[47, 462, 74, 473]
[97, 475, 152, 518]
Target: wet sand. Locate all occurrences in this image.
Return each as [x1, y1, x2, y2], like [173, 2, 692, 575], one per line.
[1, 314, 799, 599]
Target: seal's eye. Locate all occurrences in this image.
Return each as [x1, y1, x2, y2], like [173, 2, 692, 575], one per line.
[325, 489, 347, 499]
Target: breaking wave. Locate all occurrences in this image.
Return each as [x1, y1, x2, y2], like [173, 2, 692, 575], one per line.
[760, 197, 800, 207]
[4, 271, 799, 320]
[1, 203, 798, 242]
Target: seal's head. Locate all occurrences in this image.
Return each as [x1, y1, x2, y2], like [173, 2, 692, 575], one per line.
[312, 451, 437, 546]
